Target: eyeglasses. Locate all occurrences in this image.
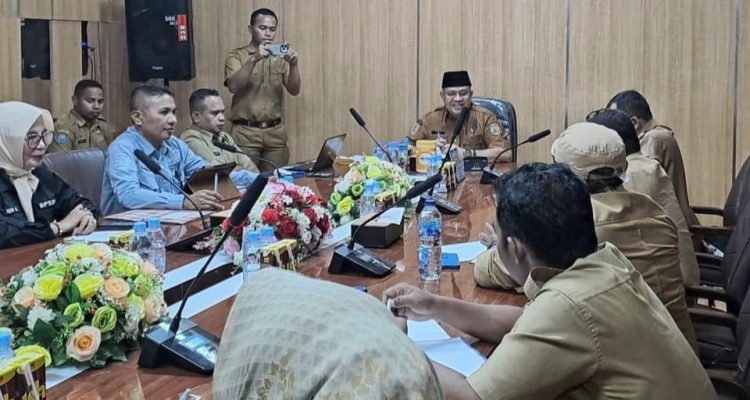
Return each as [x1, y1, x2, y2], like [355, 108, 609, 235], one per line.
[585, 108, 608, 122]
[25, 131, 53, 150]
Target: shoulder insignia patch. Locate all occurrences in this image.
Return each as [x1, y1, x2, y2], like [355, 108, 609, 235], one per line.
[489, 123, 502, 136]
[56, 132, 69, 145]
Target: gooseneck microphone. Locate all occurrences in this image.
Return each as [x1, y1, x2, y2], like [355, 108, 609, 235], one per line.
[138, 175, 269, 374]
[329, 173, 442, 277]
[133, 149, 209, 230]
[349, 107, 393, 163]
[429, 107, 469, 196]
[480, 129, 551, 184]
[212, 140, 280, 177]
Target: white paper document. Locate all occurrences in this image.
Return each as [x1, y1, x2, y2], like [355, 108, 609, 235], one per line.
[408, 319, 486, 377]
[407, 320, 451, 342]
[442, 241, 487, 262]
[320, 222, 352, 249]
[69, 230, 127, 243]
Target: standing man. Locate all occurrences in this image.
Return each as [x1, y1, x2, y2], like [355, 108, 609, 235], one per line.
[409, 71, 510, 161]
[225, 8, 301, 172]
[50, 79, 111, 153]
[101, 84, 223, 215]
[181, 88, 259, 189]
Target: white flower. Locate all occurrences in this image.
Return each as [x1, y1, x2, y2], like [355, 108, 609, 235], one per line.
[233, 251, 243, 267]
[27, 305, 54, 330]
[20, 269, 37, 286]
[123, 306, 141, 336]
[340, 215, 351, 224]
[281, 195, 293, 205]
[301, 231, 312, 245]
[79, 257, 104, 274]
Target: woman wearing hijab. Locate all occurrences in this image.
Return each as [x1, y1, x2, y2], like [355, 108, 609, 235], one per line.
[0, 101, 99, 249]
[214, 268, 443, 400]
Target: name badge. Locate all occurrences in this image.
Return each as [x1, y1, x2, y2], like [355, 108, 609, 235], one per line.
[5, 207, 18, 215]
[77, 138, 88, 144]
[38, 199, 56, 209]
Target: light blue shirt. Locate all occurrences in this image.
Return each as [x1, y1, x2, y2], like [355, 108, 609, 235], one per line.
[101, 126, 206, 215]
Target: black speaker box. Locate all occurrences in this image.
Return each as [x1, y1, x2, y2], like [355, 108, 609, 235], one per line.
[21, 19, 51, 80]
[125, 0, 195, 81]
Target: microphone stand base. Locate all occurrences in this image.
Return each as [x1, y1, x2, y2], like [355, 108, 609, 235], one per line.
[138, 318, 219, 375]
[480, 167, 503, 184]
[329, 243, 395, 277]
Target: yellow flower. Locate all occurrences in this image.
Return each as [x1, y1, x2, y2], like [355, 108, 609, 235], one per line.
[63, 303, 84, 328]
[63, 243, 96, 262]
[128, 294, 146, 320]
[110, 255, 139, 278]
[38, 261, 68, 277]
[336, 196, 354, 215]
[103, 277, 130, 300]
[12, 286, 36, 309]
[364, 156, 380, 164]
[33, 275, 63, 301]
[66, 326, 101, 362]
[73, 274, 104, 300]
[133, 275, 155, 297]
[144, 295, 166, 324]
[15, 345, 51, 367]
[366, 166, 382, 180]
[92, 306, 117, 333]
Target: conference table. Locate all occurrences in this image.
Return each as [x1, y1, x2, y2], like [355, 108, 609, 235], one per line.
[0, 170, 526, 399]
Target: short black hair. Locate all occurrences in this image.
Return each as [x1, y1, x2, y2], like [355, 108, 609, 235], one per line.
[129, 84, 173, 111]
[189, 88, 220, 113]
[495, 162, 598, 269]
[606, 90, 654, 121]
[73, 79, 103, 97]
[250, 8, 277, 26]
[587, 109, 641, 155]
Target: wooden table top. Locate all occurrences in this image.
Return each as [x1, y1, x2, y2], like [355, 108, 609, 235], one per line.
[0, 170, 526, 400]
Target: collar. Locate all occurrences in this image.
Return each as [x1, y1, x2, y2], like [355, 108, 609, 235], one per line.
[126, 126, 160, 156]
[70, 109, 104, 127]
[246, 42, 260, 55]
[192, 126, 221, 140]
[522, 266, 564, 299]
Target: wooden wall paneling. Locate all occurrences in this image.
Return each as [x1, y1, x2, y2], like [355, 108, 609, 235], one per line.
[97, 20, 131, 135]
[0, 0, 18, 17]
[737, 0, 750, 173]
[18, 0, 51, 19]
[21, 79, 50, 110]
[418, 0, 567, 164]
[50, 20, 84, 117]
[283, 0, 418, 163]
[52, 0, 106, 21]
[0, 17, 22, 100]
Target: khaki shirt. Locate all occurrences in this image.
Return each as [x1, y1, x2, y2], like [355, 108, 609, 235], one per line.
[625, 152, 700, 286]
[467, 243, 715, 400]
[408, 105, 509, 151]
[224, 43, 289, 122]
[472, 190, 697, 351]
[49, 110, 110, 153]
[180, 127, 258, 172]
[640, 125, 700, 227]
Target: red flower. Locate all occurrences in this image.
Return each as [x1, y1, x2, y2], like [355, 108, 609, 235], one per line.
[262, 208, 280, 225]
[303, 208, 318, 224]
[220, 218, 231, 233]
[278, 217, 299, 238]
[319, 215, 331, 233]
[289, 190, 303, 204]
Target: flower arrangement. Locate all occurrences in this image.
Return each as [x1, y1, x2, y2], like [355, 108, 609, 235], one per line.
[328, 156, 412, 226]
[0, 242, 167, 368]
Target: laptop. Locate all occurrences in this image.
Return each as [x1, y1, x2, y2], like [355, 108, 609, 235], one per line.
[287, 133, 347, 172]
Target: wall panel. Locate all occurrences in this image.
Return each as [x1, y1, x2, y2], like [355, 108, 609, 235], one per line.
[18, 0, 51, 19]
[50, 20, 84, 117]
[52, 0, 107, 21]
[738, 0, 750, 172]
[418, 0, 567, 164]
[0, 17, 22, 100]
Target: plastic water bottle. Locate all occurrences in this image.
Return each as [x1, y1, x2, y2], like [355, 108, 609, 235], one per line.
[147, 218, 166, 274]
[260, 226, 275, 247]
[386, 141, 399, 165]
[281, 175, 294, 185]
[129, 221, 151, 262]
[435, 153, 448, 196]
[374, 146, 385, 161]
[372, 181, 383, 213]
[242, 229, 262, 281]
[359, 182, 375, 217]
[418, 199, 442, 282]
[0, 330, 14, 362]
[398, 138, 409, 171]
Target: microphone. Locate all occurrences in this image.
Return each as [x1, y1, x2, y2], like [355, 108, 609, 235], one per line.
[133, 149, 209, 230]
[349, 107, 393, 163]
[138, 175, 269, 374]
[480, 129, 551, 184]
[429, 107, 469, 195]
[329, 173, 442, 277]
[212, 140, 280, 177]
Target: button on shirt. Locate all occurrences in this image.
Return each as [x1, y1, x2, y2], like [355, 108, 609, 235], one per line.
[101, 126, 206, 215]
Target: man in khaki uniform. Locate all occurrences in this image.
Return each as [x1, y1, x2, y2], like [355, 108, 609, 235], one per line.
[607, 89, 700, 227]
[181, 89, 259, 189]
[224, 8, 301, 172]
[588, 108, 700, 286]
[50, 79, 111, 153]
[384, 163, 714, 400]
[409, 71, 510, 161]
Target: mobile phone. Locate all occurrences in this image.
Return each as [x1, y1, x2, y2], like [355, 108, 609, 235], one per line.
[268, 43, 289, 56]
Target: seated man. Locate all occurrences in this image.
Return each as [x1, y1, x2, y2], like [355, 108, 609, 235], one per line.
[588, 108, 699, 286]
[385, 163, 714, 399]
[50, 79, 111, 153]
[607, 89, 699, 227]
[181, 88, 259, 189]
[101, 84, 224, 215]
[214, 268, 441, 399]
[408, 70, 510, 161]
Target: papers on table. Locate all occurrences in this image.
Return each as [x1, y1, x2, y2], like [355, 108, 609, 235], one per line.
[408, 319, 486, 377]
[442, 241, 487, 263]
[320, 222, 352, 249]
[104, 209, 203, 225]
[69, 230, 127, 243]
[354, 207, 405, 227]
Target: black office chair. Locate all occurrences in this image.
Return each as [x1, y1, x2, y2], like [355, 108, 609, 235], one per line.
[472, 97, 518, 161]
[42, 148, 106, 207]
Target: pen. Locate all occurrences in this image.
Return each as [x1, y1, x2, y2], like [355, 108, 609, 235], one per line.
[213, 173, 218, 192]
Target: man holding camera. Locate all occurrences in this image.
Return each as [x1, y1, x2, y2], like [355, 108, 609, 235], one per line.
[224, 8, 301, 172]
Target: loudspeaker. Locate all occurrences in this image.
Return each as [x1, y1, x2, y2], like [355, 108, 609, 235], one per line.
[21, 19, 50, 80]
[125, 0, 195, 81]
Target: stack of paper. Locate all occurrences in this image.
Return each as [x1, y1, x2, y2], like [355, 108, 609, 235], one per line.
[442, 241, 487, 263]
[407, 320, 486, 377]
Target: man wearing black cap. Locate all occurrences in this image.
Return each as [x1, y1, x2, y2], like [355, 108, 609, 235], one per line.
[408, 70, 510, 161]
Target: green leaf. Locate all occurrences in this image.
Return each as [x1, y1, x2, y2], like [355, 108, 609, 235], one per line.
[55, 296, 69, 312]
[31, 320, 57, 347]
[52, 345, 68, 367]
[111, 344, 127, 362]
[65, 284, 81, 304]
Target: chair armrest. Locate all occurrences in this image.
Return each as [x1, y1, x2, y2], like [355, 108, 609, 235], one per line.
[707, 369, 750, 399]
[689, 306, 737, 329]
[685, 285, 727, 302]
[690, 225, 733, 237]
[697, 252, 723, 266]
[692, 205, 725, 217]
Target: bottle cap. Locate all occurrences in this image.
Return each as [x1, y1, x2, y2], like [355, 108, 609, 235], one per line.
[248, 231, 261, 242]
[133, 221, 146, 233]
[0, 330, 12, 349]
[261, 226, 275, 236]
[425, 199, 436, 207]
[147, 217, 160, 230]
